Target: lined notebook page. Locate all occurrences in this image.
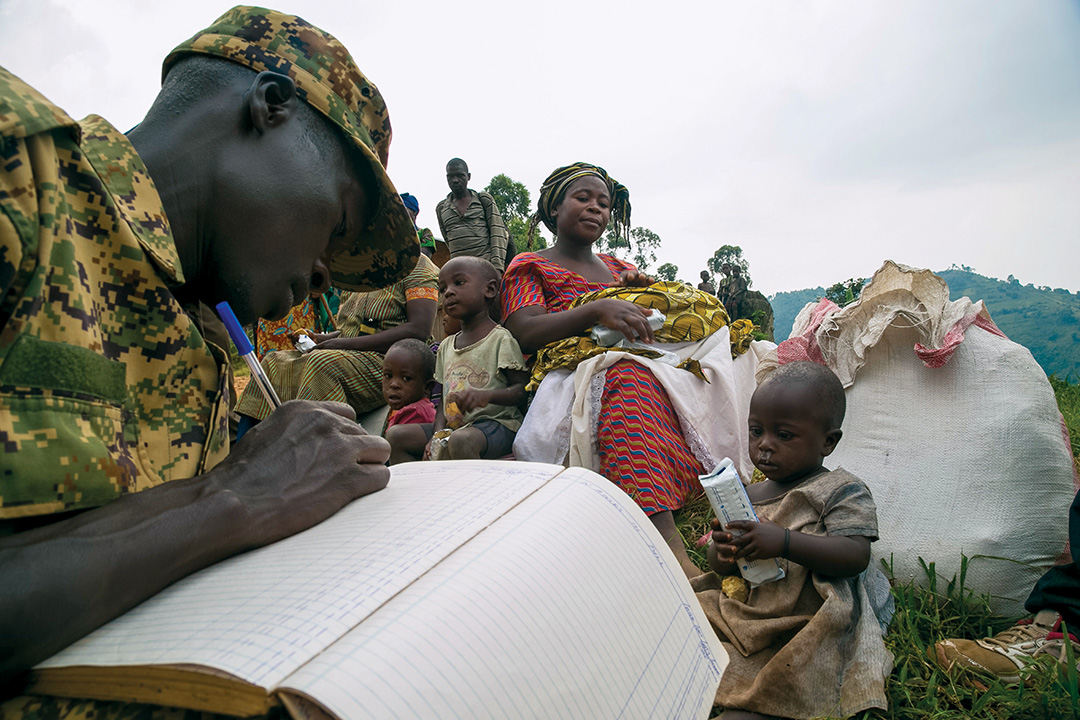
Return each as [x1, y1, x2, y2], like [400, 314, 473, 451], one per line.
[38, 461, 561, 691]
[281, 466, 727, 720]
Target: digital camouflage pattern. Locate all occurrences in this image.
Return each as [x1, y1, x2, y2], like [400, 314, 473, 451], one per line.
[0, 66, 230, 520]
[164, 5, 420, 293]
[0, 694, 272, 720]
[1, 8, 420, 716]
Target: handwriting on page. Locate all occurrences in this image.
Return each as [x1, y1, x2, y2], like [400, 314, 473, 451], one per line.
[39, 462, 558, 690]
[283, 468, 726, 720]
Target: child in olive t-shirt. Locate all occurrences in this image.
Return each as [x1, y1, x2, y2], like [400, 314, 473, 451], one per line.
[429, 257, 526, 460]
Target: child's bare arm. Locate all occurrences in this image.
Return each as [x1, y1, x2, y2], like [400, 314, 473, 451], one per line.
[726, 519, 871, 578]
[450, 369, 528, 412]
[787, 533, 871, 578]
[432, 401, 446, 433]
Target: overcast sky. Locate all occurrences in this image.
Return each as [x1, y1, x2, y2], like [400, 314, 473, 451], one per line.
[2, 0, 1077, 296]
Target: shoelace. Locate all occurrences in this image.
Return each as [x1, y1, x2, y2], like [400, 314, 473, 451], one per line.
[1046, 631, 1080, 643]
[1047, 616, 1080, 644]
[981, 620, 1049, 651]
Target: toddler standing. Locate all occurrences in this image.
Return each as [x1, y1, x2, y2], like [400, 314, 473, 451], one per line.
[429, 257, 527, 460]
[694, 361, 893, 720]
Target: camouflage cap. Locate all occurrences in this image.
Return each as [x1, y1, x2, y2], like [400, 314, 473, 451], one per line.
[163, 6, 419, 292]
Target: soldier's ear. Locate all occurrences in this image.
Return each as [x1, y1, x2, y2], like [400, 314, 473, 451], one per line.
[247, 71, 299, 133]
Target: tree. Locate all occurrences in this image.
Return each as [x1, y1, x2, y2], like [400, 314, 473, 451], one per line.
[519, 218, 548, 250]
[484, 174, 531, 223]
[655, 262, 679, 282]
[484, 173, 546, 251]
[597, 226, 628, 259]
[598, 226, 662, 274]
[629, 227, 660, 274]
[706, 245, 751, 289]
[825, 278, 866, 307]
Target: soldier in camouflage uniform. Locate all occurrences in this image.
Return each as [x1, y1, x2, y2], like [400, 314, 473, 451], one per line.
[0, 6, 420, 713]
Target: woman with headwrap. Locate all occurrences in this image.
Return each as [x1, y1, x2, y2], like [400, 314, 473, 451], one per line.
[502, 163, 765, 578]
[400, 192, 439, 259]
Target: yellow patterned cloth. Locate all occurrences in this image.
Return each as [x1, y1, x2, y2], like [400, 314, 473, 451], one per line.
[528, 282, 756, 390]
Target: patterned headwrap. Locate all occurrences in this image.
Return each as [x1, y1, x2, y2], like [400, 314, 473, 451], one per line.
[163, 6, 419, 293]
[529, 162, 631, 249]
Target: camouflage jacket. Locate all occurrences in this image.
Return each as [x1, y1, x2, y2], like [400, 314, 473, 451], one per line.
[0, 67, 229, 523]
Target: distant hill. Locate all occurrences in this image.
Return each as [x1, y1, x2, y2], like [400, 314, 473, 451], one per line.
[769, 270, 1080, 379]
[769, 286, 826, 343]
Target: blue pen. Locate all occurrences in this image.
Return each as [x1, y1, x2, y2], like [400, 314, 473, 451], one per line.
[216, 301, 281, 409]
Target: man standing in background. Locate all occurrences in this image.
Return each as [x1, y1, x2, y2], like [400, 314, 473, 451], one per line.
[436, 158, 509, 273]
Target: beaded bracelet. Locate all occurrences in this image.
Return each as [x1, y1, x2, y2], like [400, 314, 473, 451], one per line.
[782, 528, 791, 559]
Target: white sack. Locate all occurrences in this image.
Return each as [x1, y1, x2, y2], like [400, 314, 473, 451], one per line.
[767, 261, 1076, 615]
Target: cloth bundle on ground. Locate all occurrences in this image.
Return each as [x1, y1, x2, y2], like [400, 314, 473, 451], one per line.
[514, 283, 772, 482]
[760, 260, 1078, 615]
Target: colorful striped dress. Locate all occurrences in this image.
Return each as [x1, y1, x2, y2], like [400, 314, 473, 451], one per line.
[502, 252, 704, 515]
[236, 255, 439, 420]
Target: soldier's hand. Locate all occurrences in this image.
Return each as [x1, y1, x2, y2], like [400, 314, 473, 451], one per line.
[209, 400, 389, 547]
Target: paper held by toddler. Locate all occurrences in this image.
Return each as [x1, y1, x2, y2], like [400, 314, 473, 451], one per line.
[700, 458, 785, 587]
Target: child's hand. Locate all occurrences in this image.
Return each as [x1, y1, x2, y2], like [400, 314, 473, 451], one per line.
[706, 517, 739, 575]
[422, 440, 432, 461]
[286, 329, 311, 343]
[448, 388, 491, 413]
[726, 518, 786, 561]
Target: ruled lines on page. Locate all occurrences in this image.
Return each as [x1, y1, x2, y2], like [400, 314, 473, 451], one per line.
[38, 461, 562, 691]
[282, 466, 727, 720]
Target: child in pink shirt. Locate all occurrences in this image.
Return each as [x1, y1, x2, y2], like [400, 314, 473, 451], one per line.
[383, 338, 436, 464]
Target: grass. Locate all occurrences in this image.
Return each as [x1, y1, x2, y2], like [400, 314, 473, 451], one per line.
[675, 375, 1080, 719]
[1050, 374, 1080, 464]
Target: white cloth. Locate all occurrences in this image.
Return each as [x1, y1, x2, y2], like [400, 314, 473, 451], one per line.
[515, 330, 773, 483]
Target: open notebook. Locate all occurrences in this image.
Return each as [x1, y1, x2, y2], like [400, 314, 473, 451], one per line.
[30, 461, 727, 719]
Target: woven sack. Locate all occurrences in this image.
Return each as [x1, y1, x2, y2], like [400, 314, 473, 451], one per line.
[761, 261, 1077, 615]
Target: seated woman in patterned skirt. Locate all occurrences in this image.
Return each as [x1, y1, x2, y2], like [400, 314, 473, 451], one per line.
[236, 254, 439, 435]
[502, 163, 761, 578]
